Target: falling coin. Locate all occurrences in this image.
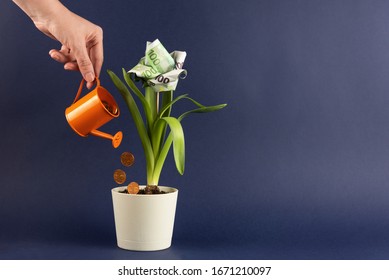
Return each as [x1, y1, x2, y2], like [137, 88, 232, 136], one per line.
[113, 169, 126, 184]
[127, 182, 140, 194]
[120, 152, 135, 167]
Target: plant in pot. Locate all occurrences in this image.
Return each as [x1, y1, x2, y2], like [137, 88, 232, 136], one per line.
[107, 39, 226, 251]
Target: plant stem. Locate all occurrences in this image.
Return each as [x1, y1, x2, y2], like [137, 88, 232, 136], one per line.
[152, 133, 173, 184]
[156, 92, 160, 113]
[144, 86, 159, 185]
[145, 86, 157, 129]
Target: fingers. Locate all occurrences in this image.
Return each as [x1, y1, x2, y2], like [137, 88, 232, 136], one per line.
[64, 61, 79, 71]
[90, 42, 104, 78]
[49, 48, 78, 70]
[49, 49, 70, 64]
[89, 27, 104, 78]
[48, 24, 103, 89]
[49, 45, 95, 89]
[73, 45, 95, 89]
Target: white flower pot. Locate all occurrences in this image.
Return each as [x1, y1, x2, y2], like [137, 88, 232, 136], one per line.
[111, 186, 178, 251]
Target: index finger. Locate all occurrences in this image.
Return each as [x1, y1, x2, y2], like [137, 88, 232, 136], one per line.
[90, 40, 104, 78]
[73, 43, 95, 86]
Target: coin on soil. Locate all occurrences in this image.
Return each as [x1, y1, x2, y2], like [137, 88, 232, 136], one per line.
[113, 169, 126, 184]
[127, 182, 139, 194]
[120, 152, 135, 167]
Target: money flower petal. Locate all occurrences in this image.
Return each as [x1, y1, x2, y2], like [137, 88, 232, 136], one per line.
[128, 39, 187, 92]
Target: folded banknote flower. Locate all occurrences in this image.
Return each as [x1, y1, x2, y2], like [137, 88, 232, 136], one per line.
[128, 39, 187, 92]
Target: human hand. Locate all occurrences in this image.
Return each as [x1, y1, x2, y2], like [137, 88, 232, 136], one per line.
[40, 8, 103, 89]
[13, 0, 103, 89]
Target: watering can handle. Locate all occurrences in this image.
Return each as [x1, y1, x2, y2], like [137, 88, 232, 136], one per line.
[72, 77, 101, 104]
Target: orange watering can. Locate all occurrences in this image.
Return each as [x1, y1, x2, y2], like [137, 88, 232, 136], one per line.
[65, 77, 123, 148]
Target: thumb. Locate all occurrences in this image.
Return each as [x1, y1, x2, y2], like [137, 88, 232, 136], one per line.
[74, 46, 95, 88]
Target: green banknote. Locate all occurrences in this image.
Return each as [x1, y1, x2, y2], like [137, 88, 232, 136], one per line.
[145, 39, 175, 74]
[128, 39, 187, 92]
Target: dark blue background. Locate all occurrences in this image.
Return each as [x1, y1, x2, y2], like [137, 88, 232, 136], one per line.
[1, 0, 389, 259]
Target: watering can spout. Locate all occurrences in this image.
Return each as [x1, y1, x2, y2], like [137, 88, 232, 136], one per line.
[90, 130, 123, 148]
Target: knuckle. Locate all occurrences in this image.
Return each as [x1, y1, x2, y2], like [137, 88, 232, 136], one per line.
[95, 26, 103, 39]
[97, 26, 103, 34]
[77, 58, 92, 68]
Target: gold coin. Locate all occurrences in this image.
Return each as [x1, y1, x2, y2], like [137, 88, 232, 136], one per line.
[113, 169, 126, 184]
[120, 152, 135, 167]
[127, 182, 140, 194]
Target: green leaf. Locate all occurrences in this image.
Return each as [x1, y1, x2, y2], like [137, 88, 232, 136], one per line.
[179, 103, 227, 121]
[145, 86, 157, 133]
[122, 69, 154, 132]
[152, 133, 173, 184]
[159, 90, 173, 143]
[151, 119, 164, 159]
[107, 69, 155, 183]
[157, 94, 189, 119]
[157, 95, 221, 120]
[160, 91, 173, 118]
[154, 117, 185, 175]
[152, 103, 227, 184]
[151, 93, 188, 158]
[150, 91, 173, 162]
[182, 96, 206, 108]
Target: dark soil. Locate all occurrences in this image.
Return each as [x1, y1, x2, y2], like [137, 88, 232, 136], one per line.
[119, 185, 167, 195]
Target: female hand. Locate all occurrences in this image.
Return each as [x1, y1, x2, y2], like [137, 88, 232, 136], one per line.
[13, 0, 103, 89]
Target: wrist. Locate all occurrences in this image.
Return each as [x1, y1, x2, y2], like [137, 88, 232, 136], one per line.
[13, 0, 68, 25]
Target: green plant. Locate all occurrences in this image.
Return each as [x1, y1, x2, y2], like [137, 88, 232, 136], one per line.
[107, 41, 226, 187]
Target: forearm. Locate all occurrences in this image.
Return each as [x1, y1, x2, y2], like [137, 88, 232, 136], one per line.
[12, 0, 68, 24]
